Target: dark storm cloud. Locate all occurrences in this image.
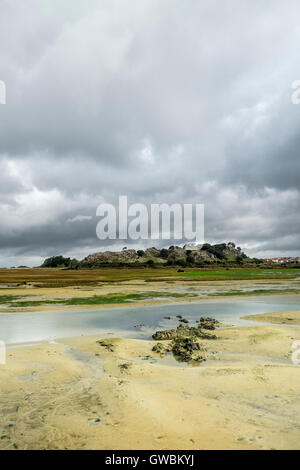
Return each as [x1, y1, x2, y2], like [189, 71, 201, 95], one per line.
[0, 0, 300, 265]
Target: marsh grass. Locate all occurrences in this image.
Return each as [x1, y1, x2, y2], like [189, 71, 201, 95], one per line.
[0, 267, 299, 288]
[0, 294, 23, 304]
[9, 291, 197, 308]
[207, 288, 300, 297]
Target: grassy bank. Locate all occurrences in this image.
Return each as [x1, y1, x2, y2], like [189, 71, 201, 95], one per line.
[0, 267, 299, 287]
[207, 288, 300, 297]
[0, 291, 197, 308]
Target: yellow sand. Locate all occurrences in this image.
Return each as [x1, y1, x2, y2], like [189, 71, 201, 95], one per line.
[1, 323, 300, 450]
[242, 310, 300, 325]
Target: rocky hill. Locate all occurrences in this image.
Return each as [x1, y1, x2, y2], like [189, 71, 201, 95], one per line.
[78, 242, 249, 268]
[41, 243, 250, 269]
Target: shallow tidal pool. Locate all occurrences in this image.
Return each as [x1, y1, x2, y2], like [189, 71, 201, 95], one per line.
[1, 294, 300, 345]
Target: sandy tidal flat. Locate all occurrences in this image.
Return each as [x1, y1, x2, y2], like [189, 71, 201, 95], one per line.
[0, 318, 300, 450]
[242, 310, 300, 325]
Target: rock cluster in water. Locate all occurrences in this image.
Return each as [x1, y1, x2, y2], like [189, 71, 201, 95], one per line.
[152, 324, 217, 341]
[198, 317, 220, 330]
[172, 337, 204, 363]
[152, 317, 219, 364]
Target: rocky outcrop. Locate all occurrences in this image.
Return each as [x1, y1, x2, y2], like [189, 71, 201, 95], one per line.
[96, 340, 115, 352]
[151, 319, 219, 363]
[90, 243, 246, 267]
[80, 249, 140, 267]
[42, 242, 250, 268]
[152, 342, 171, 356]
[145, 247, 161, 258]
[198, 317, 220, 330]
[152, 324, 217, 341]
[172, 337, 205, 363]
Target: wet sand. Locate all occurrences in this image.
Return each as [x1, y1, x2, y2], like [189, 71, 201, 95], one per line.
[1, 278, 300, 313]
[242, 310, 300, 325]
[1, 322, 300, 450]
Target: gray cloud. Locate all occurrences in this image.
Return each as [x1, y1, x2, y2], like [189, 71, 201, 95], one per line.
[0, 0, 300, 266]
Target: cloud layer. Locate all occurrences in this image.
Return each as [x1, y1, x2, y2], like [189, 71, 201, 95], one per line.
[0, 0, 300, 266]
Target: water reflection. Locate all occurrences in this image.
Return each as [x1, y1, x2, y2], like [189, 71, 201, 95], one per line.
[0, 295, 299, 344]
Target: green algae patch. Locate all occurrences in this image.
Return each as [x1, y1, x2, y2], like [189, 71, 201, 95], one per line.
[9, 291, 197, 308]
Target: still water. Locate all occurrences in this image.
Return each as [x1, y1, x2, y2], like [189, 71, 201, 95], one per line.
[1, 295, 300, 344]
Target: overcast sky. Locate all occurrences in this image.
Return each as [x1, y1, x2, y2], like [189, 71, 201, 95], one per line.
[0, 0, 300, 266]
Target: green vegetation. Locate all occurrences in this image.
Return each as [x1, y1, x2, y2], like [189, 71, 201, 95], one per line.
[172, 268, 300, 281]
[0, 266, 300, 288]
[6, 291, 197, 308]
[60, 242, 254, 269]
[41, 256, 79, 269]
[2, 286, 299, 309]
[0, 294, 23, 304]
[207, 288, 300, 297]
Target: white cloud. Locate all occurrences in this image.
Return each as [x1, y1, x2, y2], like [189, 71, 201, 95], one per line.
[66, 215, 93, 223]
